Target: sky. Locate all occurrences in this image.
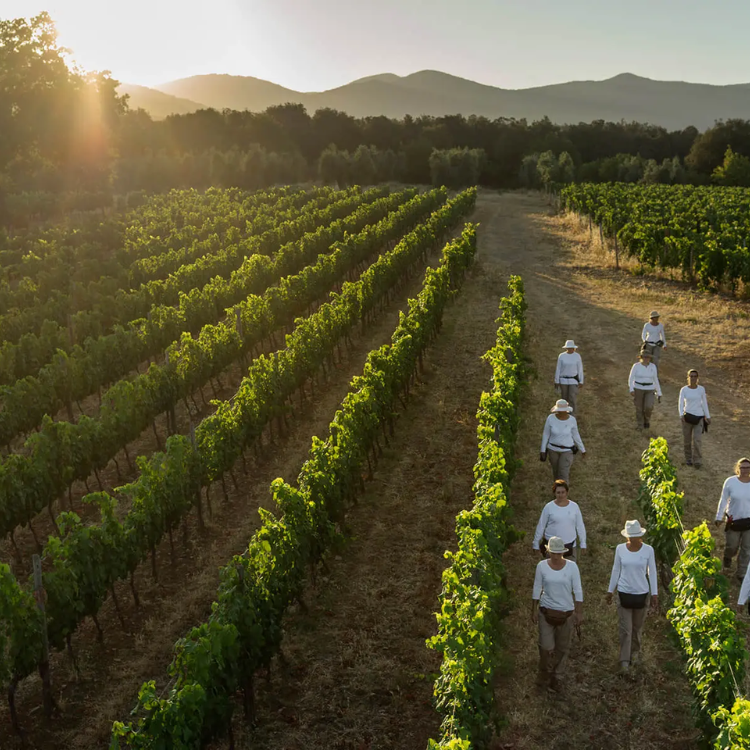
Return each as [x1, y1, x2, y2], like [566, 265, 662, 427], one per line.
[6, 0, 750, 91]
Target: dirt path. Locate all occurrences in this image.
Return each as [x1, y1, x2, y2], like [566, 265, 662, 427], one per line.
[224, 191, 750, 750]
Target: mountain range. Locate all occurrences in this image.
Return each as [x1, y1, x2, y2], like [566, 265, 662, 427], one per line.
[118, 71, 750, 130]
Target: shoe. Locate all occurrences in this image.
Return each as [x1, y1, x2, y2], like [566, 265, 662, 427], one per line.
[686, 460, 693, 466]
[548, 676, 562, 693]
[644, 421, 650, 428]
[619, 661, 630, 675]
[694, 464, 702, 470]
[535, 671, 549, 688]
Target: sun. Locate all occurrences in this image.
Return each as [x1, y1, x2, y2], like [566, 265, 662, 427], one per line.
[5, 0, 250, 86]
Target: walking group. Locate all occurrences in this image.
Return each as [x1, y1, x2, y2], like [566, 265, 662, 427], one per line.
[531, 310, 726, 691]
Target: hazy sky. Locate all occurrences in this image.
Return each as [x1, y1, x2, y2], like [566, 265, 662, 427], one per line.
[6, 0, 750, 90]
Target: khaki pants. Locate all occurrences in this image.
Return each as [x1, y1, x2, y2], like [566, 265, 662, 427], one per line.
[724, 528, 750, 580]
[558, 383, 579, 414]
[548, 449, 575, 482]
[633, 389, 655, 428]
[617, 593, 650, 663]
[681, 419, 704, 466]
[538, 612, 574, 679]
[642, 342, 662, 368]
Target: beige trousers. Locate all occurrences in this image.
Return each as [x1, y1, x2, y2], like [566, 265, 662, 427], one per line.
[681, 419, 703, 465]
[633, 389, 655, 428]
[642, 342, 662, 368]
[558, 383, 579, 414]
[548, 449, 574, 482]
[538, 613, 574, 678]
[617, 593, 650, 663]
[724, 528, 750, 579]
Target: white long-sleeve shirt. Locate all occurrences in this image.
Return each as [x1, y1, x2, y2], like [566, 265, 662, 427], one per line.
[739, 566, 750, 605]
[533, 500, 587, 549]
[607, 543, 658, 596]
[628, 362, 662, 397]
[716, 476, 750, 522]
[678, 385, 710, 419]
[533, 559, 583, 611]
[554, 352, 584, 385]
[540, 414, 585, 454]
[642, 322, 666, 346]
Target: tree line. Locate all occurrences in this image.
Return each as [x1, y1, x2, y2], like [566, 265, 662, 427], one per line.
[5, 12, 750, 226]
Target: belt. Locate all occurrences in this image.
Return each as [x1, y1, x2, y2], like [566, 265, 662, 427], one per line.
[549, 442, 575, 451]
[635, 381, 654, 387]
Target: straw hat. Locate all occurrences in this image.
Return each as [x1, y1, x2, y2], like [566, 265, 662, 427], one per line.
[547, 536, 568, 554]
[550, 399, 573, 414]
[620, 519, 647, 538]
[649, 310, 660, 319]
[639, 348, 652, 359]
[562, 340, 578, 350]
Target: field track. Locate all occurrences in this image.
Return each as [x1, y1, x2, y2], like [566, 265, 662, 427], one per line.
[8, 190, 750, 749]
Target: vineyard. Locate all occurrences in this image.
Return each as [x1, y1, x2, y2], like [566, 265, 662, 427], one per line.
[561, 184, 750, 290]
[4, 186, 750, 749]
[0, 181, 495, 747]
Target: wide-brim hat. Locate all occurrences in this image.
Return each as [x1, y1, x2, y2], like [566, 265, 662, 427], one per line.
[547, 536, 568, 554]
[638, 348, 653, 358]
[550, 399, 573, 414]
[562, 339, 577, 349]
[620, 519, 647, 538]
[649, 310, 660, 318]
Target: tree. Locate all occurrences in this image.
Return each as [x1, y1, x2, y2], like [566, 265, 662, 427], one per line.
[558, 152, 576, 183]
[712, 147, 750, 187]
[0, 13, 125, 192]
[536, 151, 561, 186]
[318, 144, 349, 186]
[686, 119, 750, 175]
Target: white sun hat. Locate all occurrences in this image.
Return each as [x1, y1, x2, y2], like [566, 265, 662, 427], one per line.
[546, 536, 567, 554]
[649, 310, 660, 318]
[550, 399, 573, 414]
[562, 340, 578, 349]
[620, 519, 647, 538]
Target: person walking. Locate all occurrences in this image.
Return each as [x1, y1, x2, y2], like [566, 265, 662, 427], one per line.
[533, 480, 587, 562]
[716, 458, 750, 582]
[555, 340, 584, 415]
[606, 520, 658, 675]
[628, 348, 662, 430]
[531, 536, 584, 691]
[641, 311, 666, 368]
[540, 399, 587, 482]
[678, 369, 711, 468]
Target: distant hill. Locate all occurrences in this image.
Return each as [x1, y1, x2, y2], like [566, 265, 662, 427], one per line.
[120, 71, 750, 130]
[118, 83, 207, 119]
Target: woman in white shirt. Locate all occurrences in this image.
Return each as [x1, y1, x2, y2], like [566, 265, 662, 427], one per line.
[628, 348, 662, 430]
[606, 520, 658, 675]
[554, 339, 584, 415]
[641, 310, 666, 368]
[533, 479, 587, 561]
[540, 399, 587, 482]
[531, 536, 583, 691]
[678, 369, 711, 468]
[715, 457, 750, 582]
